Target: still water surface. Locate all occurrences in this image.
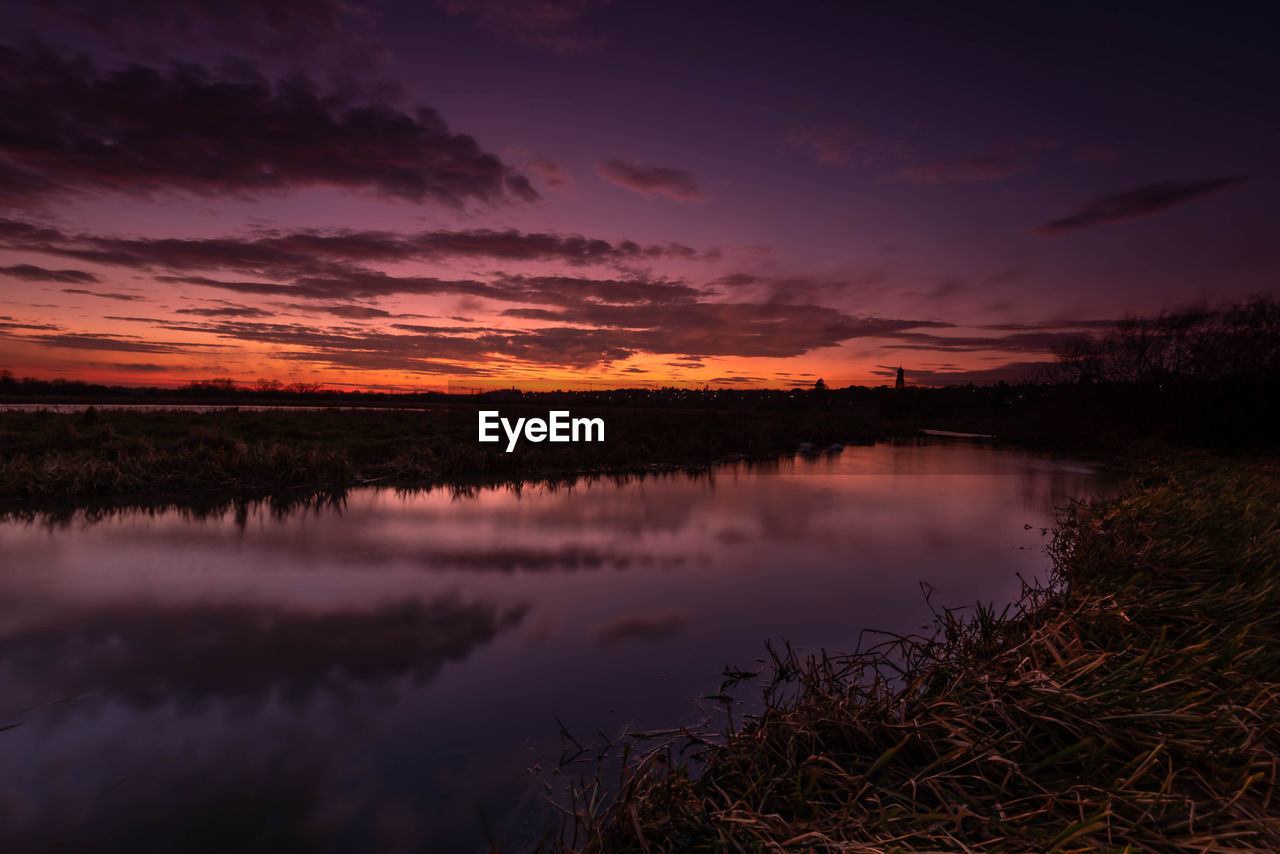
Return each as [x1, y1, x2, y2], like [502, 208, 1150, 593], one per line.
[0, 441, 1108, 852]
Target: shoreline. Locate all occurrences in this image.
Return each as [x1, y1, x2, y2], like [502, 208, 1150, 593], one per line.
[1, 404, 1057, 516]
[560, 458, 1280, 852]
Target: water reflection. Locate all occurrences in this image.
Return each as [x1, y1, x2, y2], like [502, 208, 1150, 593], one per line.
[2, 596, 528, 710]
[0, 442, 1110, 852]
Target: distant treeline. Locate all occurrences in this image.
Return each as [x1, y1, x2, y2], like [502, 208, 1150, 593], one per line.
[1030, 295, 1279, 451]
[0, 372, 448, 403]
[1048, 294, 1279, 385]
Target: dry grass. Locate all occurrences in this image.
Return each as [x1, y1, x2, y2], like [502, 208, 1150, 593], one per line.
[0, 405, 873, 514]
[557, 458, 1280, 852]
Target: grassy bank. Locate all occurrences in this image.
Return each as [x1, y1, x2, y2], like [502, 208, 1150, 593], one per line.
[0, 404, 953, 514]
[560, 458, 1280, 852]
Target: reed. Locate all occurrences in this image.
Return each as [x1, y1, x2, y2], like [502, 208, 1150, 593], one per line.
[0, 406, 883, 513]
[558, 457, 1280, 852]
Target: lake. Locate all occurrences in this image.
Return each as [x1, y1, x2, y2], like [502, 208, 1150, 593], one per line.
[0, 441, 1109, 852]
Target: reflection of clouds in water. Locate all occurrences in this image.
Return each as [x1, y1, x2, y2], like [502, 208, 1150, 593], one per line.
[522, 613, 562, 644]
[0, 595, 527, 712]
[591, 608, 688, 646]
[13, 450, 1103, 582]
[0, 443, 1112, 853]
[409, 545, 687, 572]
[1, 696, 547, 854]
[0, 594, 533, 853]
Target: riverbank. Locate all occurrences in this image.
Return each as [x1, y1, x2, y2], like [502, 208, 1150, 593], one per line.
[561, 457, 1280, 852]
[0, 404, 993, 515]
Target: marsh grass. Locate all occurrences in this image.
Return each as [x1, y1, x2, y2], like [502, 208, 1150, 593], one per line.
[556, 458, 1280, 852]
[0, 405, 881, 514]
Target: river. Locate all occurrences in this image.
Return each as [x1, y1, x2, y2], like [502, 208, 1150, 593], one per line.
[0, 440, 1109, 852]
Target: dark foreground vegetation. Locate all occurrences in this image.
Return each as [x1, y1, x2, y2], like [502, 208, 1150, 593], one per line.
[558, 458, 1280, 852]
[0, 404, 910, 515]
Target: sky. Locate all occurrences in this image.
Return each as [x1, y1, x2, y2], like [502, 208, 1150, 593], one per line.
[1, 0, 1276, 391]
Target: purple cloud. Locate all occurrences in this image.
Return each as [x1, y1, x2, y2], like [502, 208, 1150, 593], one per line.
[596, 160, 703, 202]
[1039, 177, 1246, 234]
[0, 44, 538, 207]
[0, 263, 97, 283]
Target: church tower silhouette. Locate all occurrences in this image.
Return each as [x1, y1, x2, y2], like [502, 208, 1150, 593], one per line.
[895, 366, 905, 390]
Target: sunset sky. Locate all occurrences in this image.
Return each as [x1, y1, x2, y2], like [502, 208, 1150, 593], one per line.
[1, 1, 1276, 390]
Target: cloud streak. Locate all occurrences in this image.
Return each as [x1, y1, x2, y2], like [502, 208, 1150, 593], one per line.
[1039, 177, 1246, 234]
[15, 331, 226, 354]
[596, 160, 703, 201]
[61, 288, 142, 301]
[0, 219, 715, 276]
[0, 263, 97, 283]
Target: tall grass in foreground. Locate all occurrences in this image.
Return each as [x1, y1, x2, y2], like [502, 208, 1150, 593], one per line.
[558, 459, 1280, 852]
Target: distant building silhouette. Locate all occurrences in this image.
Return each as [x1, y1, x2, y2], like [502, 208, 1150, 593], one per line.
[895, 366, 905, 390]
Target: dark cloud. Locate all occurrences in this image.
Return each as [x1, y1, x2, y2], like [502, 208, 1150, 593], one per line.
[13, 332, 223, 353]
[389, 323, 503, 335]
[596, 160, 703, 201]
[896, 156, 1019, 184]
[0, 219, 714, 278]
[174, 305, 271, 317]
[500, 307, 560, 321]
[1039, 177, 1246, 234]
[145, 300, 936, 370]
[0, 44, 537, 207]
[397, 229, 715, 264]
[0, 317, 60, 331]
[0, 263, 97, 283]
[0, 155, 60, 207]
[2, 219, 716, 308]
[500, 299, 953, 359]
[155, 275, 303, 296]
[495, 274, 701, 306]
[156, 270, 491, 302]
[980, 318, 1118, 331]
[0, 217, 966, 372]
[0, 217, 62, 241]
[61, 288, 142, 300]
[880, 330, 1078, 353]
[142, 318, 510, 372]
[708, 271, 886, 303]
[288, 271, 496, 300]
[284, 303, 395, 319]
